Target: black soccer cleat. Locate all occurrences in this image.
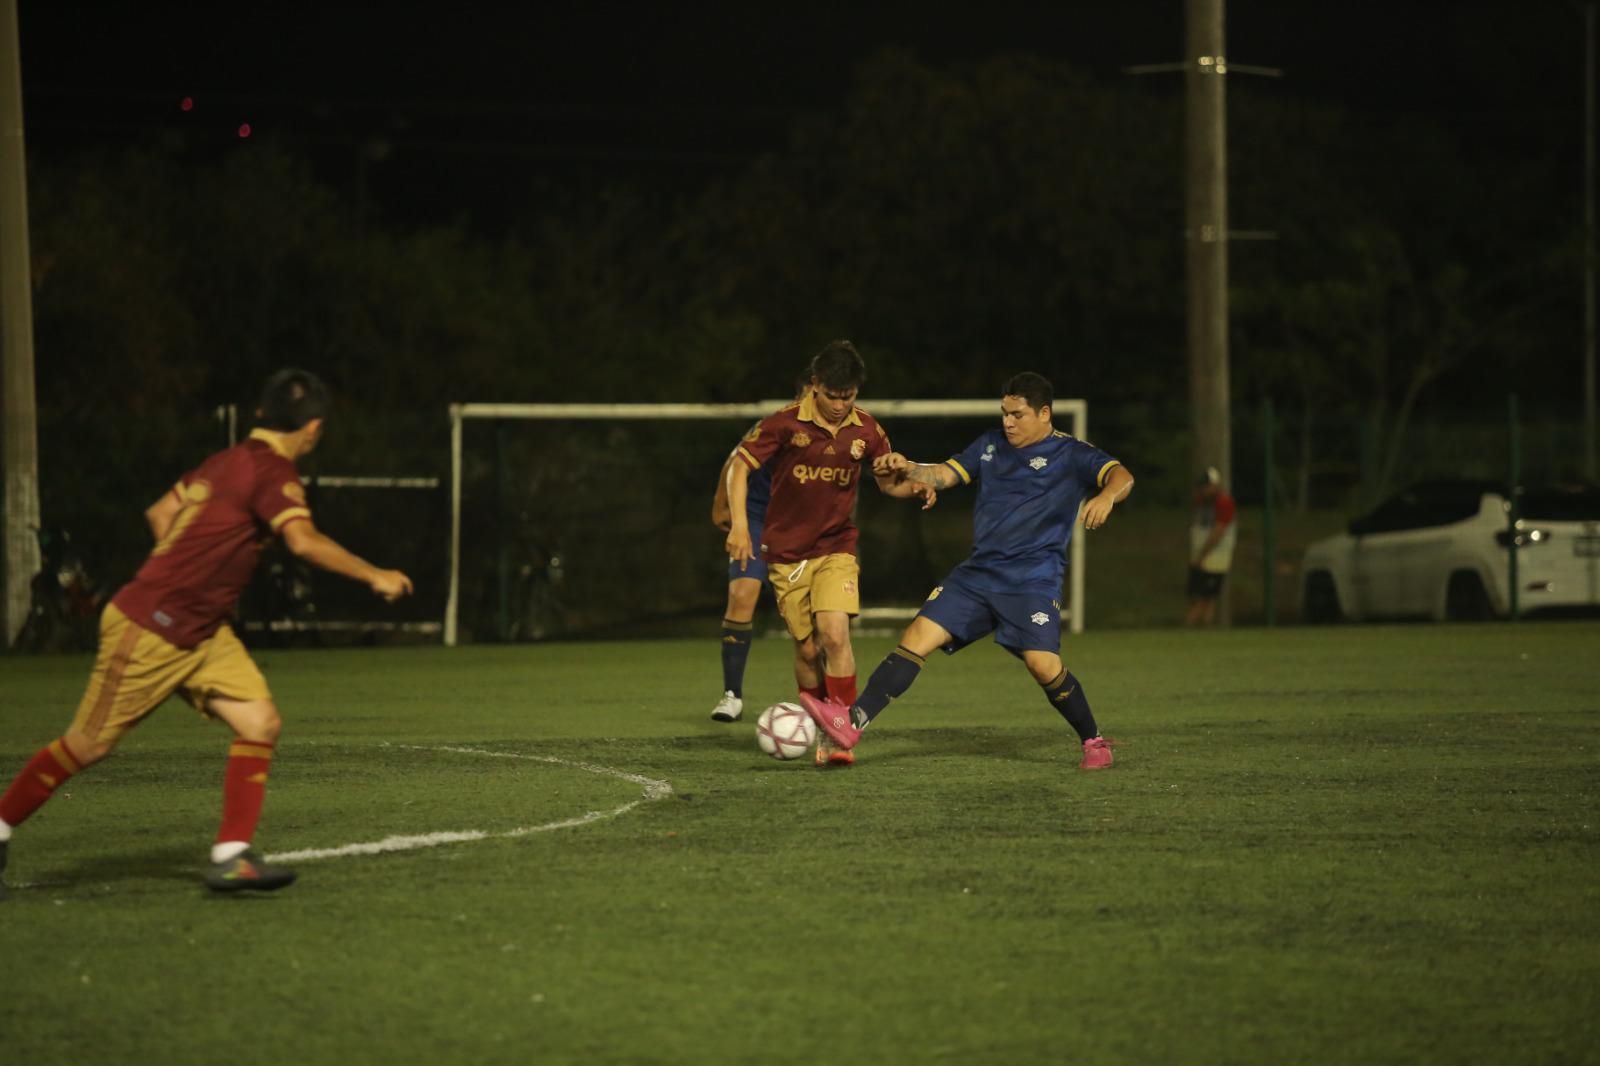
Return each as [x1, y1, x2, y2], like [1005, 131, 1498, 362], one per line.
[205, 849, 297, 894]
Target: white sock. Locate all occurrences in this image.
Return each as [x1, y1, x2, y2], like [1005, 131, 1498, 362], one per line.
[211, 840, 249, 864]
[0, 818, 13, 842]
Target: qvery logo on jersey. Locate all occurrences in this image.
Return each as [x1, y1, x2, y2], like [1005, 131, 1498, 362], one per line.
[1029, 456, 1049, 471]
[981, 444, 996, 463]
[1030, 611, 1050, 626]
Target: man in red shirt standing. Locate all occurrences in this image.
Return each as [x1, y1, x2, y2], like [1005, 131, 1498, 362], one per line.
[725, 341, 934, 766]
[0, 369, 412, 898]
[1186, 466, 1237, 627]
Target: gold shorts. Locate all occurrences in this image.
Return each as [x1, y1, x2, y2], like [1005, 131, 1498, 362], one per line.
[69, 603, 272, 745]
[766, 553, 861, 642]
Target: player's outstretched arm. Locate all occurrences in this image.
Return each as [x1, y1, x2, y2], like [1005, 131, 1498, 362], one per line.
[711, 454, 737, 531]
[874, 454, 960, 490]
[281, 519, 414, 602]
[873, 454, 956, 510]
[1082, 465, 1135, 530]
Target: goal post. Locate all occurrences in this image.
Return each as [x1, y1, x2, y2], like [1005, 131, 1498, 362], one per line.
[445, 399, 1089, 646]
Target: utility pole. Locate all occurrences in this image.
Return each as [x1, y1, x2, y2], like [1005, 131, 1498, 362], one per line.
[1585, 3, 1597, 481]
[1187, 0, 1231, 512]
[0, 0, 40, 649]
[1129, 2, 1277, 624]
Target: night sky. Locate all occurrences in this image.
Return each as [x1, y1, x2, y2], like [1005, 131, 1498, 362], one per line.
[18, 1, 1590, 227]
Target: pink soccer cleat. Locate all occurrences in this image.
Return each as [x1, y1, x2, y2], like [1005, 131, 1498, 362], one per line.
[798, 692, 861, 750]
[1079, 736, 1114, 770]
[815, 734, 856, 768]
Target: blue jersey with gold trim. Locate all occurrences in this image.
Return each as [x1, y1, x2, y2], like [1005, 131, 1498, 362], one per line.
[944, 428, 1121, 588]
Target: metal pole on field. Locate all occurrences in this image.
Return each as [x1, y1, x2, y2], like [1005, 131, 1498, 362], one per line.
[1586, 4, 1598, 481]
[1186, 0, 1233, 546]
[1262, 397, 1277, 627]
[1508, 393, 1522, 623]
[0, 0, 40, 649]
[495, 419, 510, 641]
[446, 405, 463, 646]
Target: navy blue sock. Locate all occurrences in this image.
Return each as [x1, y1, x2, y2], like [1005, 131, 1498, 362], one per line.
[720, 620, 753, 697]
[851, 646, 925, 728]
[1043, 670, 1099, 743]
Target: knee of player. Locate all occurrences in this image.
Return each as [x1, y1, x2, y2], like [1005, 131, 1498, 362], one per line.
[62, 730, 115, 767]
[726, 581, 762, 616]
[816, 628, 852, 659]
[1023, 652, 1064, 685]
[239, 703, 284, 744]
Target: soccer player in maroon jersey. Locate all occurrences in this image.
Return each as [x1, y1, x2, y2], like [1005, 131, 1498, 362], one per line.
[724, 341, 935, 766]
[0, 370, 412, 898]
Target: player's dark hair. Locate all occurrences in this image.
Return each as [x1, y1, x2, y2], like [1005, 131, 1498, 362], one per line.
[1002, 371, 1053, 414]
[810, 340, 866, 392]
[256, 369, 331, 431]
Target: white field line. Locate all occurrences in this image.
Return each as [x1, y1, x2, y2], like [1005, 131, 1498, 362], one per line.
[264, 744, 674, 864]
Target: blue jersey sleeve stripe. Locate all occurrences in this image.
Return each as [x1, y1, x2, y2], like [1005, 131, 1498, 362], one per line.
[1096, 460, 1122, 487]
[946, 458, 972, 484]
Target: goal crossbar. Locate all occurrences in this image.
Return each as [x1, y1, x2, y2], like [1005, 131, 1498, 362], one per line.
[445, 399, 1088, 645]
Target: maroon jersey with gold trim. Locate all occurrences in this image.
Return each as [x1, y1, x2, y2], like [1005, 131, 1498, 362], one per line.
[112, 433, 312, 648]
[735, 395, 891, 563]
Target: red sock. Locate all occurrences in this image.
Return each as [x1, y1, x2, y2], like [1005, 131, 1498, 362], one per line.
[216, 740, 274, 846]
[0, 739, 82, 827]
[824, 673, 858, 708]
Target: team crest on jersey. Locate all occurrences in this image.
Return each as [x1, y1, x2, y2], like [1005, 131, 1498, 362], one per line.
[850, 438, 867, 460]
[282, 481, 307, 504]
[791, 430, 812, 448]
[1029, 456, 1049, 471]
[1030, 611, 1050, 626]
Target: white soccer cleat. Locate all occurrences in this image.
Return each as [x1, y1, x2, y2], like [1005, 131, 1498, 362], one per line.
[710, 691, 744, 722]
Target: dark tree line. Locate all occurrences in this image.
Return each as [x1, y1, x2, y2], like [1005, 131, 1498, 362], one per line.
[27, 49, 1582, 586]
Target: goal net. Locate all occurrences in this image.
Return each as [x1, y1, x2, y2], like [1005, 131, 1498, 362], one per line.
[444, 399, 1090, 646]
[238, 473, 450, 645]
[218, 406, 451, 647]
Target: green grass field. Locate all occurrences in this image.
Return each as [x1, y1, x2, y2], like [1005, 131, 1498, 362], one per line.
[2, 623, 1597, 1065]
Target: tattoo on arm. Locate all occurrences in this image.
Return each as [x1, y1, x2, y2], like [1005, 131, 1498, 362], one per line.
[907, 464, 958, 490]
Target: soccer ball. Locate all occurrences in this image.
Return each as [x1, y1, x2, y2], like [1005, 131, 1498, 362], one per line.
[755, 702, 816, 761]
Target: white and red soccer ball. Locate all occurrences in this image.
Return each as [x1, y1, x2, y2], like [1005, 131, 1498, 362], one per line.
[755, 702, 816, 760]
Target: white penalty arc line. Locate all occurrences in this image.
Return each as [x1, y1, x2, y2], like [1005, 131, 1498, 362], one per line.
[265, 744, 675, 864]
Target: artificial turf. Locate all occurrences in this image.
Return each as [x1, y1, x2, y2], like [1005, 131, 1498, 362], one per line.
[1, 622, 1596, 1065]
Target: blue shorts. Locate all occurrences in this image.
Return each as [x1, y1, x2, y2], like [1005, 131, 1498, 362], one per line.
[728, 519, 769, 583]
[918, 568, 1062, 656]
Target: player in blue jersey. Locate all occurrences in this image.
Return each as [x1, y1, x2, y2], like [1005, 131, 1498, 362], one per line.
[707, 373, 811, 721]
[798, 371, 1134, 769]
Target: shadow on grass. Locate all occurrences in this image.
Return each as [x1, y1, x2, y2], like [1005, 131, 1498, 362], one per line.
[16, 842, 205, 896]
